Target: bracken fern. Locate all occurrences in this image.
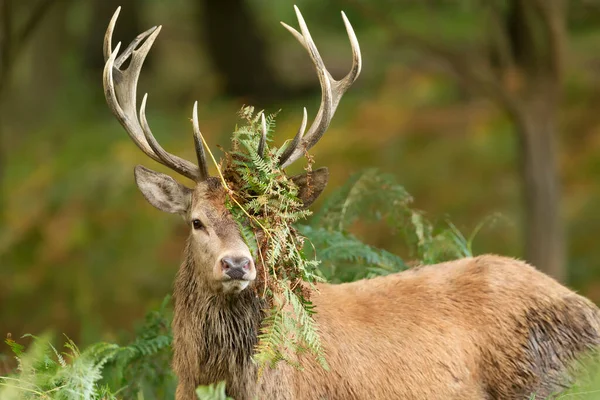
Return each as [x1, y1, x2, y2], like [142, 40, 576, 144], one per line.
[219, 107, 327, 372]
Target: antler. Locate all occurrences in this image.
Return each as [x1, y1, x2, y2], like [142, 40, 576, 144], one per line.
[104, 6, 358, 176]
[103, 7, 208, 182]
[278, 5, 362, 168]
[258, 113, 268, 158]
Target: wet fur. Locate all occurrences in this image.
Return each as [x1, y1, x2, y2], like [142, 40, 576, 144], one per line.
[172, 247, 261, 398]
[172, 253, 600, 399]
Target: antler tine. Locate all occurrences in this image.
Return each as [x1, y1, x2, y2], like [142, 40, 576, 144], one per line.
[278, 107, 307, 167]
[279, 6, 362, 168]
[258, 113, 268, 158]
[340, 12, 362, 88]
[103, 7, 120, 63]
[104, 8, 158, 68]
[114, 27, 158, 69]
[139, 95, 201, 180]
[192, 102, 209, 181]
[103, 7, 202, 181]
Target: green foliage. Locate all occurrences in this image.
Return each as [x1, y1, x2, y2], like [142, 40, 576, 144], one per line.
[311, 168, 412, 231]
[102, 295, 176, 399]
[299, 225, 408, 280]
[302, 168, 487, 283]
[220, 107, 327, 371]
[5, 336, 25, 357]
[196, 381, 232, 400]
[0, 333, 118, 399]
[0, 297, 175, 400]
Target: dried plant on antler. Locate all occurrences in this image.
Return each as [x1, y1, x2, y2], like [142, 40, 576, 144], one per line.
[217, 107, 327, 371]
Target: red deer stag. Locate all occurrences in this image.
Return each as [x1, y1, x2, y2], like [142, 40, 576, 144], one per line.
[103, 6, 600, 400]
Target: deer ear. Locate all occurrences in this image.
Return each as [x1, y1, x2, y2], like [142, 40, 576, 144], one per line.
[134, 165, 192, 215]
[290, 167, 329, 208]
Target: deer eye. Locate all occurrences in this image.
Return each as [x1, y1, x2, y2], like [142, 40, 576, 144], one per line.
[192, 219, 205, 230]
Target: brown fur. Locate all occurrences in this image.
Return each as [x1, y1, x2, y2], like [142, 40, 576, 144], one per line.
[172, 251, 600, 400]
[133, 169, 600, 399]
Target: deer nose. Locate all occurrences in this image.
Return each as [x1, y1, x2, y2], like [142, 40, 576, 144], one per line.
[221, 257, 251, 280]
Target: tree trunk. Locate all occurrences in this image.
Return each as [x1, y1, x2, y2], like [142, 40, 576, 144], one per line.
[197, 0, 287, 103]
[516, 86, 565, 281]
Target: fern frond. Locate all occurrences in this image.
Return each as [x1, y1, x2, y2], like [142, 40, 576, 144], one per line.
[0, 333, 120, 400]
[312, 168, 411, 230]
[223, 107, 326, 370]
[299, 225, 407, 281]
[196, 381, 233, 400]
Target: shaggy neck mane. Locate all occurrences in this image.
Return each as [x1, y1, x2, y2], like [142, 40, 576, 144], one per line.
[173, 242, 265, 395]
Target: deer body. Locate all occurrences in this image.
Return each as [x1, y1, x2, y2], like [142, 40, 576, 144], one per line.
[173, 251, 600, 400]
[101, 7, 600, 400]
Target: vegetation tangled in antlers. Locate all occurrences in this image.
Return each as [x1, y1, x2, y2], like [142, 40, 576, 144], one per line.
[212, 106, 327, 371]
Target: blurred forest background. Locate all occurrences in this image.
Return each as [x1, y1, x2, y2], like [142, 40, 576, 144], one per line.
[2, 0, 600, 348]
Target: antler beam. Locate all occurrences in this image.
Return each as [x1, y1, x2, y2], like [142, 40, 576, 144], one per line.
[278, 5, 362, 168]
[103, 7, 209, 182]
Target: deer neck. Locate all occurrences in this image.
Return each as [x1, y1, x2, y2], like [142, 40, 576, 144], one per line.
[172, 243, 265, 396]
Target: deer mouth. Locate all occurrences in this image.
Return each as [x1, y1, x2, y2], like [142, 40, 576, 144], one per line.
[221, 275, 253, 282]
[221, 278, 252, 294]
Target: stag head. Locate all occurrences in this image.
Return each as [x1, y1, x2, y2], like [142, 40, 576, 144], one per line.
[103, 6, 361, 294]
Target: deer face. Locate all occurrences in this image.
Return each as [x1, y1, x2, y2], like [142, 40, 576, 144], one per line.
[134, 166, 256, 294]
[133, 165, 329, 295]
